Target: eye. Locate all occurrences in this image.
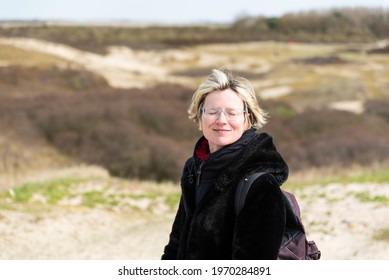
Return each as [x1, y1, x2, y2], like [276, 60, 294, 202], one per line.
[226, 109, 240, 116]
[207, 109, 219, 115]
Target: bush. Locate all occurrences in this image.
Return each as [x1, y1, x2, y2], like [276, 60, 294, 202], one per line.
[0, 66, 199, 181]
[2, 66, 388, 182]
[265, 107, 389, 172]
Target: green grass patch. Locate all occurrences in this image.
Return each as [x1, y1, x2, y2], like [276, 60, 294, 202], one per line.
[321, 169, 389, 186]
[354, 192, 389, 204]
[274, 106, 297, 117]
[0, 176, 181, 213]
[1, 177, 84, 204]
[373, 228, 389, 242]
[129, 192, 160, 200]
[350, 169, 389, 184]
[82, 190, 110, 208]
[165, 192, 181, 210]
[286, 165, 389, 190]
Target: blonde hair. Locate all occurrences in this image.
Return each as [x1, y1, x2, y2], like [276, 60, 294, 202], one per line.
[188, 68, 267, 129]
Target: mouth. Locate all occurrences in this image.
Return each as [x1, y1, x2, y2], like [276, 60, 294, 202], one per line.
[213, 128, 230, 132]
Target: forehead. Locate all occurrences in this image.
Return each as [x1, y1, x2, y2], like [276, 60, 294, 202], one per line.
[203, 89, 243, 107]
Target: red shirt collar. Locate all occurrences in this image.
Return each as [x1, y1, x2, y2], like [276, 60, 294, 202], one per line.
[196, 138, 211, 160]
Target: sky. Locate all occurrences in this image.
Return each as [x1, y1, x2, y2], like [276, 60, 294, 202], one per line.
[1, 0, 388, 24]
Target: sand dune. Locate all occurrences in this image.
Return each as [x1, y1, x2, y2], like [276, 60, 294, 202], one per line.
[1, 182, 388, 260]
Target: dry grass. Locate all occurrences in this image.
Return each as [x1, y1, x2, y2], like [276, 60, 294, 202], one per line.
[286, 163, 389, 190]
[1, 36, 388, 183]
[0, 43, 67, 67]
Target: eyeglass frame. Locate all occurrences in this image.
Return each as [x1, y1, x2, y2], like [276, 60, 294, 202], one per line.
[200, 106, 247, 121]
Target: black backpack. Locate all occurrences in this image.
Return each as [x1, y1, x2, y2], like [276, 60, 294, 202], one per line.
[235, 172, 321, 260]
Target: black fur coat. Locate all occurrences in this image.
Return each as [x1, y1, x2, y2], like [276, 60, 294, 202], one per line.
[161, 129, 289, 260]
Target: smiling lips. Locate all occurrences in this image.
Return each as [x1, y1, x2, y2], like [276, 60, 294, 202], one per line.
[213, 128, 231, 133]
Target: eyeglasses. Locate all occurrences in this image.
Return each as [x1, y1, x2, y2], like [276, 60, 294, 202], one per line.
[201, 107, 246, 121]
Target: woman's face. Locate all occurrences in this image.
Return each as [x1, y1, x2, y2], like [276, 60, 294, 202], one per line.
[201, 89, 247, 153]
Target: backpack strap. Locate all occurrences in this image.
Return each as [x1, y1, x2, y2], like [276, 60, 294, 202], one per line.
[234, 173, 303, 230]
[234, 172, 299, 224]
[234, 172, 267, 217]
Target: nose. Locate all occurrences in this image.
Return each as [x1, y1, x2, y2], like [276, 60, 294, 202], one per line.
[216, 110, 228, 122]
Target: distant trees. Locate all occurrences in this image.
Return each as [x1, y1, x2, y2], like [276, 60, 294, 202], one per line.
[0, 8, 387, 55]
[233, 8, 389, 42]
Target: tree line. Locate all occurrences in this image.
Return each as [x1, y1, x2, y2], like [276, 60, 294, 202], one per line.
[0, 8, 388, 54]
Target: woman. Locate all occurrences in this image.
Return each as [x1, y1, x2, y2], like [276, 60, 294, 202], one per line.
[161, 69, 289, 260]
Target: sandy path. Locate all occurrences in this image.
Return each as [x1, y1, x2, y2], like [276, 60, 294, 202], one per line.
[0, 37, 189, 89]
[1, 182, 388, 260]
[0, 208, 171, 260]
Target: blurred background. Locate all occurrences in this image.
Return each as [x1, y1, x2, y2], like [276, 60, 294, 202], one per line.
[0, 0, 388, 260]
